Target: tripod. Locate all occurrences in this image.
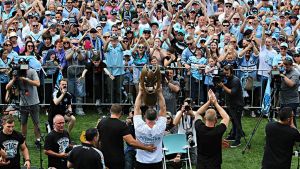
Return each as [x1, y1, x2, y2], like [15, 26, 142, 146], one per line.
[242, 83, 279, 154]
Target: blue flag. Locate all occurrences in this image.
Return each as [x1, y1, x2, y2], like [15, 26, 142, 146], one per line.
[55, 71, 63, 90]
[261, 78, 272, 115]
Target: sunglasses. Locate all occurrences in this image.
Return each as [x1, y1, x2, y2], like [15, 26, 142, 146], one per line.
[9, 29, 15, 31]
[103, 36, 109, 38]
[225, 5, 232, 8]
[63, 42, 70, 45]
[223, 24, 230, 27]
[4, 43, 12, 46]
[280, 48, 287, 50]
[143, 31, 151, 34]
[167, 117, 171, 120]
[201, 30, 208, 33]
[230, 41, 237, 43]
[187, 43, 193, 46]
[138, 45, 144, 48]
[33, 25, 39, 27]
[27, 45, 34, 47]
[233, 18, 240, 20]
[86, 12, 92, 14]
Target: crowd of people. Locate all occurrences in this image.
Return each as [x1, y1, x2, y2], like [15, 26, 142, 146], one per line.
[0, 0, 300, 168]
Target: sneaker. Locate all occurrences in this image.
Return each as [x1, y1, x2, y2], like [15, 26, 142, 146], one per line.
[95, 99, 100, 106]
[224, 135, 235, 141]
[251, 111, 256, 118]
[35, 139, 42, 149]
[97, 107, 103, 114]
[230, 141, 241, 148]
[76, 109, 86, 116]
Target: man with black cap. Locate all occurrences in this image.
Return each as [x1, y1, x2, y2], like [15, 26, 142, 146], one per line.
[67, 128, 105, 169]
[133, 84, 167, 169]
[278, 56, 300, 126]
[99, 15, 111, 34]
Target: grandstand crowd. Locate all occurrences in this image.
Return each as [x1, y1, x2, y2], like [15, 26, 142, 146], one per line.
[0, 0, 300, 168]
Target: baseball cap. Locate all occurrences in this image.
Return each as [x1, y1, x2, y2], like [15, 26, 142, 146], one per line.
[99, 15, 107, 23]
[283, 56, 294, 64]
[123, 16, 131, 21]
[123, 50, 132, 56]
[177, 29, 185, 35]
[110, 9, 118, 15]
[289, 14, 298, 20]
[45, 11, 51, 15]
[9, 32, 17, 38]
[280, 42, 288, 48]
[224, 0, 233, 4]
[90, 28, 97, 33]
[143, 28, 151, 33]
[132, 18, 139, 24]
[111, 33, 119, 40]
[150, 22, 159, 27]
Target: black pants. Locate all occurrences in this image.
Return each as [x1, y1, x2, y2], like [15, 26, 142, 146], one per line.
[197, 163, 221, 169]
[228, 106, 243, 141]
[135, 161, 162, 169]
[106, 162, 125, 169]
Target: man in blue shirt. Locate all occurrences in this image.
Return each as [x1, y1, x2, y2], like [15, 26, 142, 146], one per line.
[104, 33, 127, 103]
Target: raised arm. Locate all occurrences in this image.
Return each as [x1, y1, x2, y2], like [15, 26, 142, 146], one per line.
[134, 84, 143, 116]
[209, 90, 229, 127]
[157, 86, 166, 117]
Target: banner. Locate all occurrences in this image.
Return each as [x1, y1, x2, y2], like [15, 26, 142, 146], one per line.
[261, 78, 272, 115]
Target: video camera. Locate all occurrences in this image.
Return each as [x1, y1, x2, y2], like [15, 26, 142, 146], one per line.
[271, 67, 284, 86]
[9, 58, 29, 78]
[212, 68, 225, 86]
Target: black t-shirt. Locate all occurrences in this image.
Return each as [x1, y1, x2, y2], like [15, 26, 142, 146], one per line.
[224, 75, 244, 107]
[195, 119, 226, 166]
[39, 44, 54, 58]
[85, 61, 107, 80]
[50, 89, 72, 116]
[262, 122, 300, 169]
[97, 118, 130, 165]
[0, 130, 25, 169]
[68, 143, 104, 169]
[170, 38, 187, 58]
[44, 130, 70, 169]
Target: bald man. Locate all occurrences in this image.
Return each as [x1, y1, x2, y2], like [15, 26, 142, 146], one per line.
[44, 115, 71, 169]
[194, 90, 230, 169]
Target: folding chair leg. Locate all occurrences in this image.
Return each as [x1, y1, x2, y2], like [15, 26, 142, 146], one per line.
[187, 148, 192, 169]
[163, 154, 166, 169]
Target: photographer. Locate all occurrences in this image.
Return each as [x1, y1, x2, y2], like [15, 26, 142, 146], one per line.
[6, 58, 41, 145]
[162, 69, 180, 115]
[173, 98, 198, 165]
[195, 90, 229, 169]
[217, 64, 244, 148]
[262, 107, 300, 169]
[278, 57, 300, 126]
[44, 114, 72, 169]
[48, 79, 76, 134]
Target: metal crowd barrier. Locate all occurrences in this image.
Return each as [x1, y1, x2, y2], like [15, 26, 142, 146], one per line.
[0, 65, 275, 111]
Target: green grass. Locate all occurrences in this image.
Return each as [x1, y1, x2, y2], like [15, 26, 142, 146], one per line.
[14, 111, 300, 169]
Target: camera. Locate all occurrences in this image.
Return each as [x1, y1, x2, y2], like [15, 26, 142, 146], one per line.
[186, 131, 195, 147]
[212, 68, 225, 86]
[184, 105, 191, 111]
[9, 61, 28, 78]
[271, 68, 284, 86]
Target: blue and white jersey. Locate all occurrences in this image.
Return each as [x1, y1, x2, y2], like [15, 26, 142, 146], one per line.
[237, 53, 259, 79]
[272, 54, 292, 67]
[187, 56, 207, 80]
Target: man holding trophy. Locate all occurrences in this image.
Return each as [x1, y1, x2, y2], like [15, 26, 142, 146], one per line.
[133, 64, 167, 169]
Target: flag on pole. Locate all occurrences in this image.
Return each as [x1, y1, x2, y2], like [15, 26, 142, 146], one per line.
[261, 78, 272, 115]
[55, 71, 63, 90]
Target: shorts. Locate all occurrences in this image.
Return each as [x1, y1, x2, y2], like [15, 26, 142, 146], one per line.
[20, 104, 40, 126]
[135, 161, 162, 169]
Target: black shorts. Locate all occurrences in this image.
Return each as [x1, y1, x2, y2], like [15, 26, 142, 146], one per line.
[135, 161, 162, 169]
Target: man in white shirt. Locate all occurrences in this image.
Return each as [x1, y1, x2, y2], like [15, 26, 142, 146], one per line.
[134, 85, 167, 169]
